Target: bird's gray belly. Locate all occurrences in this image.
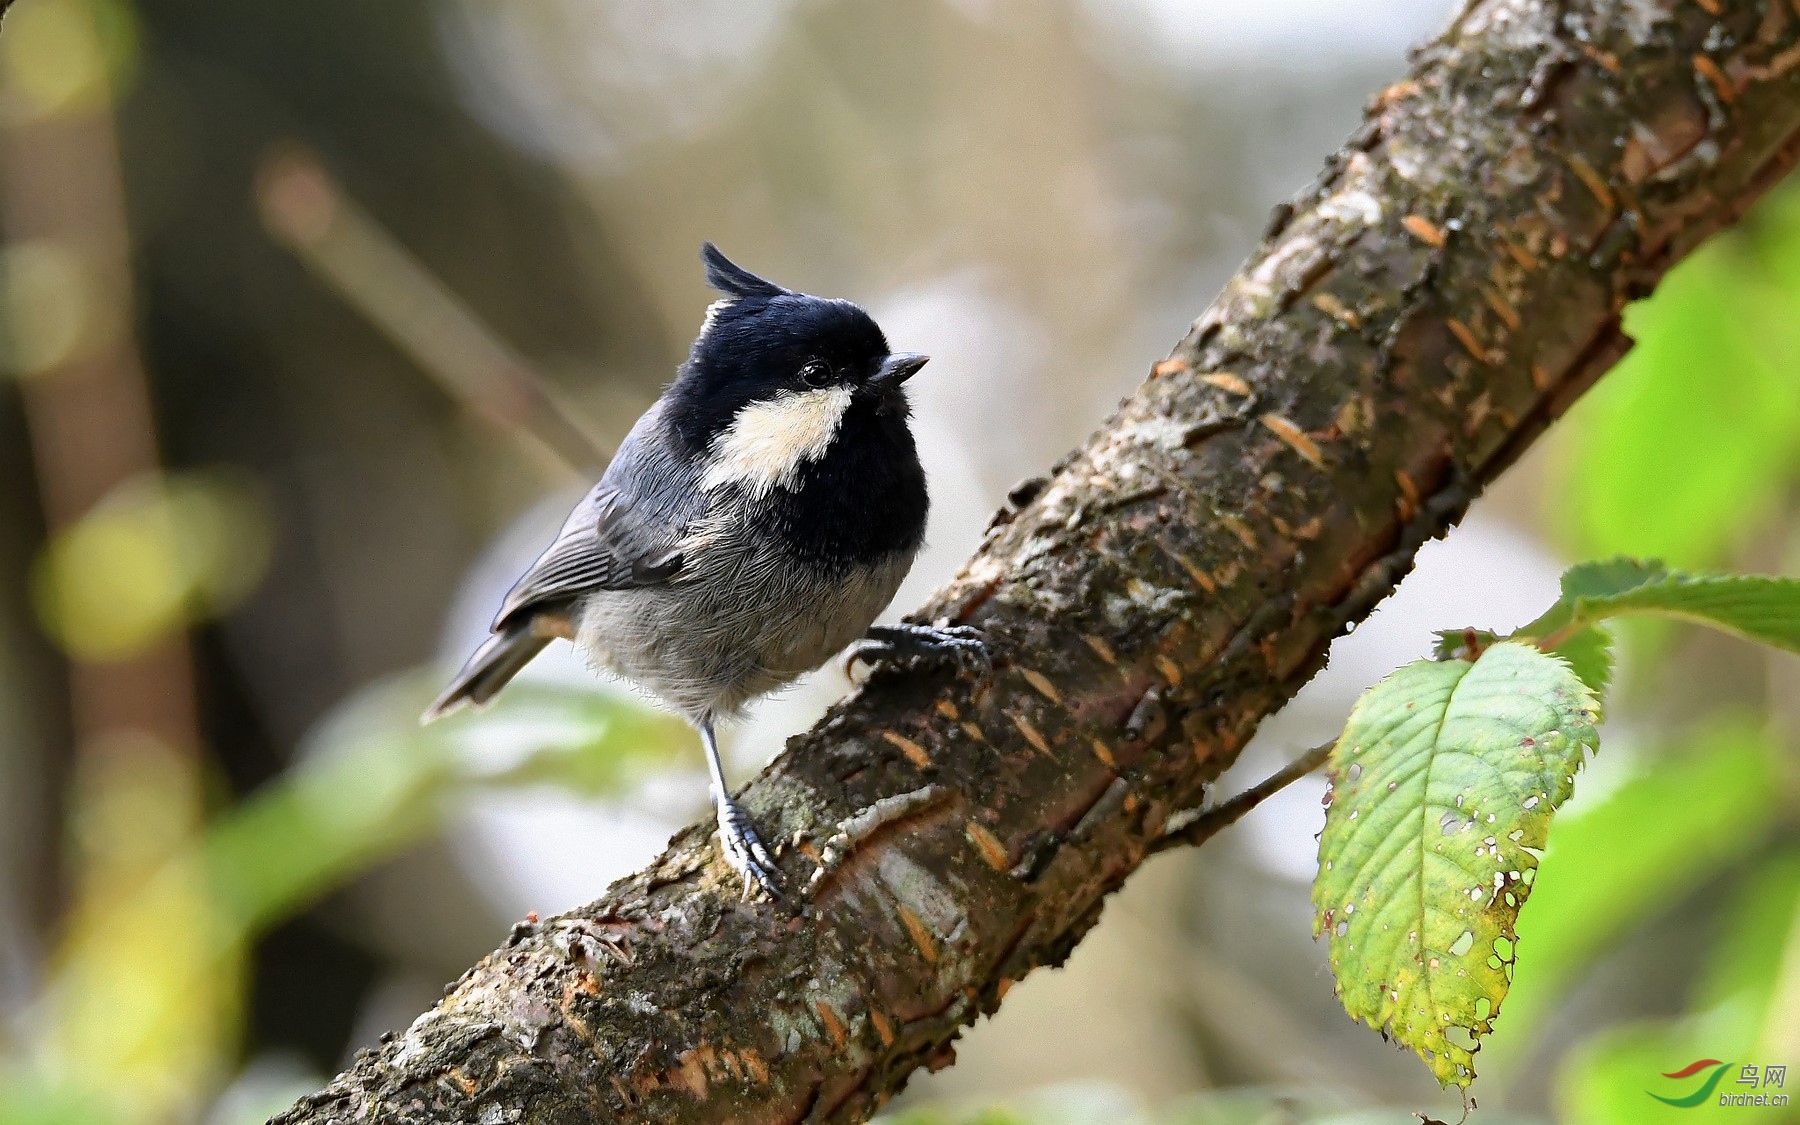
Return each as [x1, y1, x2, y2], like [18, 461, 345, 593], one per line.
[573, 526, 915, 721]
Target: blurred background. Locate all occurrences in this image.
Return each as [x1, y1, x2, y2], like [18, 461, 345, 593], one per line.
[0, 0, 1797, 1122]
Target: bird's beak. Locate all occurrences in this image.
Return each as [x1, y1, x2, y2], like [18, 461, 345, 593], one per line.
[874, 352, 930, 387]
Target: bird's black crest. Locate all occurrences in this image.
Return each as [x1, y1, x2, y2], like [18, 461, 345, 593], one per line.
[701, 242, 789, 300]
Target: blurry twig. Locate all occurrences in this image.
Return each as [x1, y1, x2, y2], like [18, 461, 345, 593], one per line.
[256, 145, 608, 480]
[1154, 742, 1334, 852]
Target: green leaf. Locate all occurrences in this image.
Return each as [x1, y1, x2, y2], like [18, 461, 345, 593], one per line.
[205, 671, 689, 940]
[1313, 642, 1601, 1087]
[1479, 721, 1780, 1065]
[1435, 626, 1613, 694]
[1550, 207, 1800, 569]
[1521, 558, 1800, 654]
[1545, 626, 1614, 695]
[0, 1070, 116, 1125]
[1430, 629, 1500, 663]
[1554, 849, 1800, 1124]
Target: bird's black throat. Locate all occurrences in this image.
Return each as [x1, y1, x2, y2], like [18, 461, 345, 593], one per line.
[769, 393, 927, 571]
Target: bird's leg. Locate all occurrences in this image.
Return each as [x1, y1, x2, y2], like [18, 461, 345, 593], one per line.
[699, 718, 782, 900]
[847, 621, 989, 675]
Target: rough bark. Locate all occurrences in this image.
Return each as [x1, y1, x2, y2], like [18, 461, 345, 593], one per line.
[276, 2, 1800, 1121]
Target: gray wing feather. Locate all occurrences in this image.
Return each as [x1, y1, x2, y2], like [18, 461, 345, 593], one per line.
[492, 403, 703, 628]
[494, 485, 687, 627]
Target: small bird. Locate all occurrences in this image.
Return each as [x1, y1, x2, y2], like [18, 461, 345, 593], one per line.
[425, 243, 983, 896]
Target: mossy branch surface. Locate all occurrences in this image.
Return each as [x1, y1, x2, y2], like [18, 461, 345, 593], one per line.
[275, 2, 1800, 1121]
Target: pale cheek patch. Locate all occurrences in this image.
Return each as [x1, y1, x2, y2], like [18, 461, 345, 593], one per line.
[701, 385, 854, 498]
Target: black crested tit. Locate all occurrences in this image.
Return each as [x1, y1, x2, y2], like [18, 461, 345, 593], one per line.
[425, 243, 984, 897]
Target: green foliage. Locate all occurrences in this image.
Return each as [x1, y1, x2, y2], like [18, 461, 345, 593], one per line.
[1519, 557, 1800, 655]
[1313, 642, 1600, 1087]
[1555, 851, 1800, 1123]
[1435, 625, 1613, 693]
[1553, 199, 1800, 569]
[871, 1088, 1476, 1125]
[30, 469, 272, 661]
[206, 673, 691, 939]
[1545, 626, 1614, 695]
[1484, 722, 1781, 1059]
[9, 670, 688, 1125]
[0, 1073, 113, 1125]
[1318, 560, 1800, 1092]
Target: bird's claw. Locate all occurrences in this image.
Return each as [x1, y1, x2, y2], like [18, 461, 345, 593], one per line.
[846, 622, 991, 678]
[714, 795, 783, 901]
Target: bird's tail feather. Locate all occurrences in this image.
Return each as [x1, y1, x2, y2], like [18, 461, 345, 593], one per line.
[422, 624, 550, 723]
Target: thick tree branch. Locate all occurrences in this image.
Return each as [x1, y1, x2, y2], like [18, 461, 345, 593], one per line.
[277, 2, 1800, 1121]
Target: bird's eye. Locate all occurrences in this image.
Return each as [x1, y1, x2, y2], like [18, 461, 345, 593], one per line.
[800, 360, 832, 388]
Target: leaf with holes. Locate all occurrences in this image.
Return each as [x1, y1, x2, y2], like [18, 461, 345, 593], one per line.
[1313, 641, 1600, 1087]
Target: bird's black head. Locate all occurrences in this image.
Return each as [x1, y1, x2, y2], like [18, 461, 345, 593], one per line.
[665, 243, 928, 450]
[664, 244, 931, 567]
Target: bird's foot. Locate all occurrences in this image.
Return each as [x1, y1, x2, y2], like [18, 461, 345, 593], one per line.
[714, 794, 783, 901]
[847, 621, 990, 677]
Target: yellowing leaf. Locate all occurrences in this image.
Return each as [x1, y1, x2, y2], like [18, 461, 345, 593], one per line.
[1313, 642, 1600, 1087]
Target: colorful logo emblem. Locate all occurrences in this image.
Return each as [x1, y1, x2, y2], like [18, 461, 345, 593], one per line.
[1648, 1060, 1733, 1108]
